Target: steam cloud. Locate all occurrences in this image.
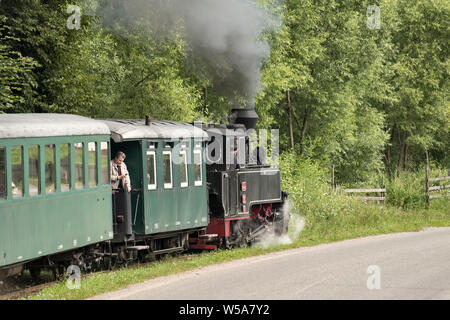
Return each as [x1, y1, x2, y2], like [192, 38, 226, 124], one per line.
[256, 201, 306, 249]
[94, 0, 281, 107]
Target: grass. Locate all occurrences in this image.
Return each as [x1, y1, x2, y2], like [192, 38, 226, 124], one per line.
[20, 155, 450, 300]
[23, 200, 449, 300]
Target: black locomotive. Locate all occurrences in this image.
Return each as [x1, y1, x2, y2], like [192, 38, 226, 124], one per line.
[190, 108, 289, 249]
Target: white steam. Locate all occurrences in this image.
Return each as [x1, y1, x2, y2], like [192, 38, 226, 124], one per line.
[256, 201, 306, 249]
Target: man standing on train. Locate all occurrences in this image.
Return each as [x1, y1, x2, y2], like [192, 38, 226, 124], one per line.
[111, 151, 131, 192]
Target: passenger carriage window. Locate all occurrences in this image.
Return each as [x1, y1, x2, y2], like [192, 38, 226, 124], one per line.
[74, 143, 84, 189]
[88, 142, 98, 187]
[162, 151, 173, 189]
[28, 145, 41, 196]
[101, 142, 109, 186]
[146, 151, 157, 190]
[45, 144, 56, 194]
[11, 146, 24, 198]
[60, 144, 71, 192]
[179, 150, 188, 188]
[0, 147, 6, 199]
[194, 149, 202, 186]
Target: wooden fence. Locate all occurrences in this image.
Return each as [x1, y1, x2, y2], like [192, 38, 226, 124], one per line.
[426, 167, 450, 205]
[331, 165, 386, 203]
[332, 165, 449, 205]
[343, 188, 386, 202]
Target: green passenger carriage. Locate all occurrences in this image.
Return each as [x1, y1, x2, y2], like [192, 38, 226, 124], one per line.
[104, 119, 210, 254]
[0, 114, 113, 278]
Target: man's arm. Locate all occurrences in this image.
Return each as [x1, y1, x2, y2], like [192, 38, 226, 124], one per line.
[111, 162, 119, 182]
[123, 163, 131, 192]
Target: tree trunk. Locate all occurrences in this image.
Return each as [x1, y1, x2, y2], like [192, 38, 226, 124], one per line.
[397, 130, 406, 177]
[299, 110, 308, 154]
[203, 87, 208, 116]
[286, 90, 294, 150]
[403, 138, 408, 170]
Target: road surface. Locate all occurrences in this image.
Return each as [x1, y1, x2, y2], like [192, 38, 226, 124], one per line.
[91, 227, 450, 300]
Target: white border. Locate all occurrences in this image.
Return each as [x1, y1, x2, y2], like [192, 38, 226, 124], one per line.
[163, 150, 173, 189]
[179, 150, 188, 188]
[194, 149, 202, 186]
[146, 150, 157, 190]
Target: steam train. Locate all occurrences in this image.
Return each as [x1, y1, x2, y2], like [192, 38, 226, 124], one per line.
[0, 109, 288, 281]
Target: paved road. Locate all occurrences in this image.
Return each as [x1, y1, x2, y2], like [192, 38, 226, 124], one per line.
[91, 228, 450, 300]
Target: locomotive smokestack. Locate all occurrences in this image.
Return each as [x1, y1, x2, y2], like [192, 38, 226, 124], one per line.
[228, 103, 259, 130]
[145, 115, 151, 126]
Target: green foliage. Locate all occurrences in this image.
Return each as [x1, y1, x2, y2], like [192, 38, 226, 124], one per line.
[0, 16, 38, 111]
[258, 0, 449, 182]
[386, 166, 450, 210]
[280, 151, 449, 231]
[385, 170, 427, 209]
[0, 0, 448, 183]
[46, 25, 126, 116]
[279, 152, 357, 229]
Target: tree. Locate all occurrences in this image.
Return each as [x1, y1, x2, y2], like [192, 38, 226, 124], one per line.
[0, 16, 37, 112]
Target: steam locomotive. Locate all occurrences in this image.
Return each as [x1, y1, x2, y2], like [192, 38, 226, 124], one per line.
[0, 108, 288, 281]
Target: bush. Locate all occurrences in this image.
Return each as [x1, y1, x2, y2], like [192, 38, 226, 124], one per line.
[385, 166, 449, 210]
[278, 152, 449, 238]
[279, 152, 367, 230]
[385, 170, 426, 209]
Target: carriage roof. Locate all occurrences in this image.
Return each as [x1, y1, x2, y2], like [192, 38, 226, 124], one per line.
[102, 119, 209, 142]
[0, 113, 110, 139]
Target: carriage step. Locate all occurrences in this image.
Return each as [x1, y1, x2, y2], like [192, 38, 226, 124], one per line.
[153, 247, 183, 254]
[126, 246, 150, 251]
[198, 234, 218, 239]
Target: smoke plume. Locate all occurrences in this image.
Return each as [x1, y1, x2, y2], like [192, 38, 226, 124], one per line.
[94, 0, 281, 107]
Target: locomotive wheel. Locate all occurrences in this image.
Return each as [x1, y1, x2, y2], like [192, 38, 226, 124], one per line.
[273, 208, 290, 236]
[51, 266, 66, 281]
[29, 267, 41, 281]
[235, 236, 248, 248]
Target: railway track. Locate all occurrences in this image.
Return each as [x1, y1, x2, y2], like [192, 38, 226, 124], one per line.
[0, 281, 57, 300]
[0, 251, 202, 300]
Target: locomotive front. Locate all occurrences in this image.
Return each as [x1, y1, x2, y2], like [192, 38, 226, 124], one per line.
[190, 107, 289, 249]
